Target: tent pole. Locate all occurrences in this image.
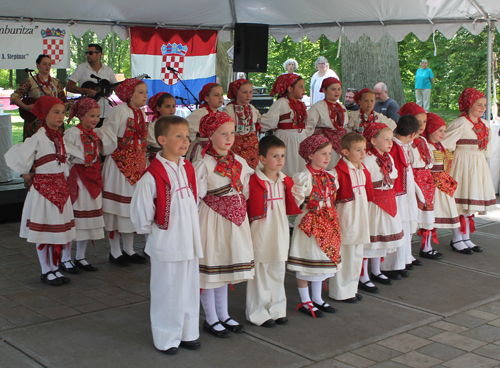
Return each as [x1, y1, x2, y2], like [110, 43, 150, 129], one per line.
[487, 20, 492, 121]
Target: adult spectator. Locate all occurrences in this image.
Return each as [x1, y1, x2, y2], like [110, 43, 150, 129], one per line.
[344, 88, 359, 112]
[66, 44, 117, 126]
[374, 82, 400, 122]
[310, 56, 339, 105]
[415, 59, 434, 112]
[282, 59, 299, 75]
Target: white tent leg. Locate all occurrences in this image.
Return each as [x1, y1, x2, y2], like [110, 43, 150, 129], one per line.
[487, 20, 492, 121]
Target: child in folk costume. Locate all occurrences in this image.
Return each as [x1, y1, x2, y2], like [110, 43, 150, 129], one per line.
[400, 103, 442, 262]
[131, 116, 202, 355]
[5, 96, 82, 285]
[329, 132, 375, 299]
[223, 79, 262, 169]
[246, 135, 302, 327]
[348, 88, 397, 134]
[147, 92, 176, 163]
[194, 111, 255, 338]
[360, 124, 404, 289]
[380, 115, 424, 279]
[60, 98, 116, 274]
[424, 113, 463, 251]
[288, 135, 341, 318]
[306, 77, 348, 169]
[101, 78, 148, 267]
[186, 83, 224, 163]
[260, 74, 307, 176]
[442, 88, 496, 253]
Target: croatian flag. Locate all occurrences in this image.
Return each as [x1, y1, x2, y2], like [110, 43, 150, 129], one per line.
[130, 27, 217, 105]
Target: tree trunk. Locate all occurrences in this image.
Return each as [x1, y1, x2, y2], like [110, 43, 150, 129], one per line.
[216, 40, 232, 93]
[341, 33, 406, 107]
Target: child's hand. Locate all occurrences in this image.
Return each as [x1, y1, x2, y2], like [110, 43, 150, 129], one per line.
[22, 173, 35, 187]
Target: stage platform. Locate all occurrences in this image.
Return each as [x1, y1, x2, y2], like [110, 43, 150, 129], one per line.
[0, 177, 27, 223]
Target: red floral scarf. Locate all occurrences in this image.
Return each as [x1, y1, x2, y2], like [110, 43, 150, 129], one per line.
[77, 124, 99, 167]
[230, 102, 254, 132]
[324, 100, 344, 130]
[306, 164, 337, 211]
[127, 104, 147, 147]
[36, 74, 57, 97]
[412, 137, 432, 166]
[370, 148, 393, 186]
[43, 123, 66, 164]
[207, 146, 243, 192]
[288, 98, 307, 131]
[358, 109, 377, 131]
[465, 114, 489, 151]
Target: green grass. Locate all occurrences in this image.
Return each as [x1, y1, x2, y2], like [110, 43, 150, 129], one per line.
[428, 108, 460, 125]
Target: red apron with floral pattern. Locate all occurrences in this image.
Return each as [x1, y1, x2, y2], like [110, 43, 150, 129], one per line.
[203, 193, 247, 226]
[32, 173, 70, 213]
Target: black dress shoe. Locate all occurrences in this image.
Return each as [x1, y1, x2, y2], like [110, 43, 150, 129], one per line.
[398, 270, 410, 278]
[161, 347, 178, 355]
[371, 273, 393, 285]
[337, 297, 358, 303]
[382, 271, 402, 280]
[180, 340, 201, 350]
[412, 259, 423, 266]
[40, 271, 63, 286]
[471, 246, 483, 253]
[59, 260, 82, 275]
[298, 305, 324, 318]
[356, 293, 363, 301]
[313, 301, 337, 313]
[203, 320, 230, 338]
[358, 281, 380, 293]
[450, 240, 474, 255]
[109, 253, 131, 267]
[75, 258, 98, 272]
[275, 317, 288, 325]
[419, 250, 443, 260]
[260, 319, 276, 328]
[221, 318, 245, 333]
[122, 251, 147, 264]
[405, 263, 414, 270]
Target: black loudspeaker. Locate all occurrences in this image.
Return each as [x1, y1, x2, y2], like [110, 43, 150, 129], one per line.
[233, 23, 269, 73]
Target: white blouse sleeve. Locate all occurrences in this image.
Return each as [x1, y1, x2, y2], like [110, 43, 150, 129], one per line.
[194, 160, 209, 199]
[442, 118, 466, 152]
[95, 125, 118, 156]
[187, 109, 206, 141]
[102, 104, 125, 137]
[130, 172, 156, 234]
[4, 135, 39, 175]
[292, 171, 309, 206]
[305, 103, 320, 137]
[259, 98, 284, 132]
[240, 159, 255, 200]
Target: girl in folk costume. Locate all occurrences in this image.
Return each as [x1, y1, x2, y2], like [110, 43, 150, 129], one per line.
[147, 92, 176, 163]
[442, 88, 496, 253]
[223, 79, 262, 169]
[5, 96, 82, 285]
[424, 113, 464, 252]
[360, 123, 404, 289]
[288, 135, 341, 318]
[194, 111, 255, 338]
[260, 74, 308, 176]
[348, 88, 397, 134]
[61, 98, 117, 274]
[186, 83, 224, 163]
[101, 79, 149, 267]
[400, 103, 443, 261]
[306, 77, 348, 169]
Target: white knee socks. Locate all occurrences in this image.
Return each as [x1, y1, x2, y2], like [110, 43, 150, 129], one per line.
[452, 228, 467, 250]
[359, 259, 375, 286]
[462, 215, 477, 248]
[37, 244, 52, 275]
[422, 231, 433, 252]
[214, 285, 238, 325]
[371, 258, 388, 279]
[108, 232, 122, 258]
[311, 281, 330, 307]
[122, 233, 135, 256]
[75, 240, 88, 262]
[201, 289, 224, 331]
[61, 242, 72, 263]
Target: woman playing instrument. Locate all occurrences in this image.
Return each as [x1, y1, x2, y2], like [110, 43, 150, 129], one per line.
[11, 54, 66, 140]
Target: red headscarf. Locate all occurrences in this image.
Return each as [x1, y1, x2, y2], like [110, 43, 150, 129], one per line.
[458, 88, 489, 150]
[31, 96, 65, 123]
[228, 79, 251, 100]
[425, 113, 446, 137]
[270, 74, 301, 99]
[199, 82, 218, 108]
[115, 78, 144, 103]
[147, 92, 171, 121]
[363, 122, 389, 146]
[353, 88, 373, 104]
[398, 102, 425, 117]
[299, 134, 330, 164]
[320, 77, 341, 93]
[68, 98, 100, 122]
[199, 111, 233, 139]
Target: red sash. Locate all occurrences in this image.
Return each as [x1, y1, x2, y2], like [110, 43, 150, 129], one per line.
[67, 162, 102, 204]
[372, 188, 397, 217]
[32, 173, 69, 213]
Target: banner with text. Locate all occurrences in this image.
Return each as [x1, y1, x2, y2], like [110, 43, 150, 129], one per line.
[0, 21, 71, 69]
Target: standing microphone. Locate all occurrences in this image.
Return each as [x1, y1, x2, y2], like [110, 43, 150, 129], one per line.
[24, 68, 35, 73]
[167, 66, 179, 73]
[90, 74, 102, 81]
[175, 96, 186, 101]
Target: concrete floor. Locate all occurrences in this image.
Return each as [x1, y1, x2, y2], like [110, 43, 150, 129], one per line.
[1, 210, 500, 368]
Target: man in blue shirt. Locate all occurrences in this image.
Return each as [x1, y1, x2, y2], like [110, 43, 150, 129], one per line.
[415, 59, 434, 112]
[374, 82, 399, 123]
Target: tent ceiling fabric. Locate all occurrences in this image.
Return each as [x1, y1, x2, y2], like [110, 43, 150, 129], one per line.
[0, 0, 498, 42]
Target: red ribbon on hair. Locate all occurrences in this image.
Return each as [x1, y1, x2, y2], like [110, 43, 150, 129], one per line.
[37, 243, 65, 266]
[294, 301, 317, 318]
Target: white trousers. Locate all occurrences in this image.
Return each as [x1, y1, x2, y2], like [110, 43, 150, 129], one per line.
[150, 257, 200, 350]
[246, 261, 287, 325]
[415, 89, 431, 112]
[328, 244, 364, 300]
[381, 221, 412, 271]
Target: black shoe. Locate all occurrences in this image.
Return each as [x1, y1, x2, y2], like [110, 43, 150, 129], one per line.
[382, 271, 402, 280]
[260, 319, 276, 328]
[161, 347, 178, 355]
[398, 270, 410, 278]
[358, 280, 380, 293]
[313, 301, 337, 313]
[180, 340, 201, 350]
[122, 251, 147, 264]
[221, 318, 245, 333]
[59, 260, 82, 275]
[275, 317, 288, 325]
[203, 320, 230, 338]
[371, 273, 393, 285]
[74, 258, 98, 272]
[405, 263, 414, 270]
[420, 250, 443, 260]
[471, 245, 483, 253]
[109, 253, 131, 267]
[298, 305, 324, 318]
[40, 271, 63, 286]
[412, 259, 423, 266]
[450, 240, 473, 255]
[337, 297, 358, 303]
[356, 293, 363, 301]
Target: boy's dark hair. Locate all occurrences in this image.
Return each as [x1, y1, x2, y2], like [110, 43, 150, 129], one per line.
[36, 54, 50, 65]
[155, 115, 189, 146]
[395, 115, 420, 136]
[88, 44, 103, 54]
[341, 131, 366, 150]
[258, 135, 286, 157]
[156, 92, 175, 109]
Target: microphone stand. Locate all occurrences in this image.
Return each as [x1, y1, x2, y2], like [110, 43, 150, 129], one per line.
[27, 70, 47, 97]
[169, 68, 200, 109]
[175, 96, 193, 112]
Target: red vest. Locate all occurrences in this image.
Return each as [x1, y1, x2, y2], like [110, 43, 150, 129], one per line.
[145, 157, 197, 229]
[247, 173, 302, 222]
[389, 143, 408, 197]
[335, 158, 374, 203]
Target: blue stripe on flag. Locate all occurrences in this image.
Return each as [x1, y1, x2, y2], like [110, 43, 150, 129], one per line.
[144, 76, 216, 105]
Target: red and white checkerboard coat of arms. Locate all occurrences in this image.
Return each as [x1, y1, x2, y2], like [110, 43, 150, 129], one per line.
[160, 43, 188, 85]
[41, 28, 66, 66]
